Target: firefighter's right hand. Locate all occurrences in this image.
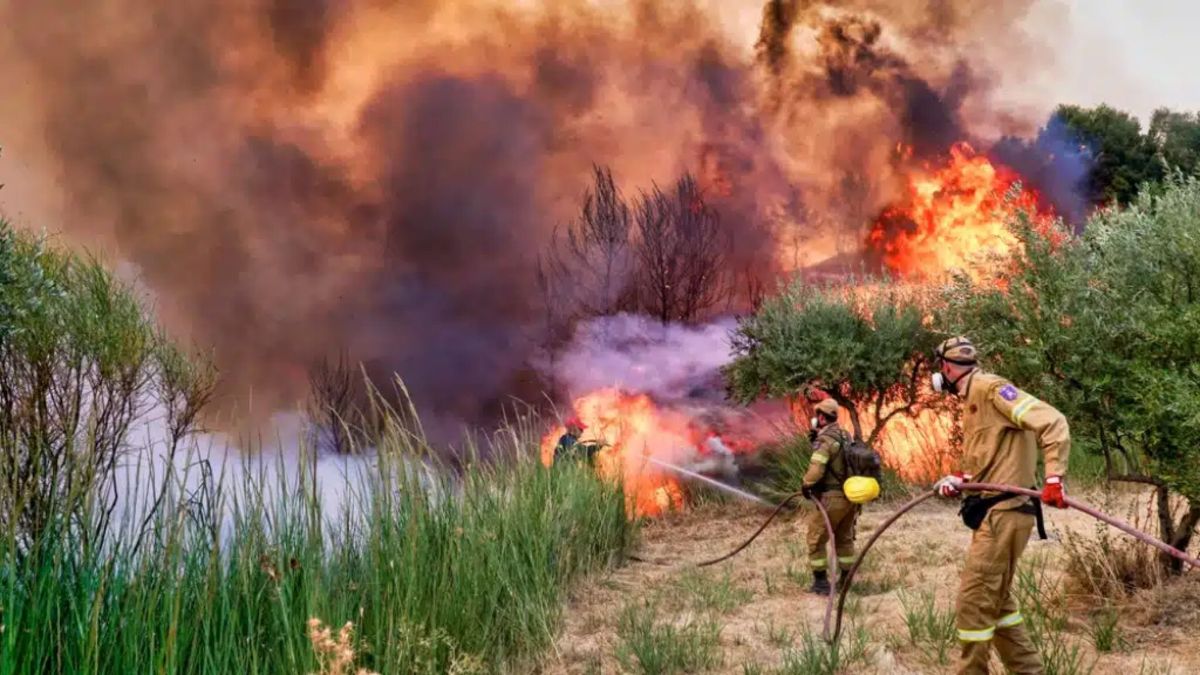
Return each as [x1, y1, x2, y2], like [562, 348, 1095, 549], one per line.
[934, 472, 967, 498]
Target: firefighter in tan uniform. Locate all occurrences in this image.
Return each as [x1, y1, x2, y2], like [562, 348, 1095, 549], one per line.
[932, 336, 1070, 675]
[800, 398, 860, 595]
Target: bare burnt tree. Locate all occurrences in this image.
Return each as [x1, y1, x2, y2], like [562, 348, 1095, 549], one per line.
[543, 165, 639, 320]
[535, 255, 574, 369]
[737, 264, 769, 314]
[306, 350, 364, 455]
[836, 170, 872, 255]
[636, 174, 729, 325]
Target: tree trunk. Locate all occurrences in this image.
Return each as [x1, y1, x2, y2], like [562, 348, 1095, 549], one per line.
[1165, 501, 1200, 574]
[826, 390, 863, 440]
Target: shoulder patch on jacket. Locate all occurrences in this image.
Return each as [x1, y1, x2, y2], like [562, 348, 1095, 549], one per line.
[999, 384, 1019, 401]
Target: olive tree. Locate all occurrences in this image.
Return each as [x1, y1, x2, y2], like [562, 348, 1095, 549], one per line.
[725, 279, 941, 444]
[942, 178, 1200, 568]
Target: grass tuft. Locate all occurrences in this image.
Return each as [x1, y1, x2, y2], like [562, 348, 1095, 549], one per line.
[673, 568, 754, 614]
[615, 600, 723, 674]
[0, 420, 634, 674]
[897, 589, 956, 665]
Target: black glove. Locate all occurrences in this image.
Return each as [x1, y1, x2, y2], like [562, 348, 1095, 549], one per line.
[807, 429, 818, 444]
[801, 485, 814, 500]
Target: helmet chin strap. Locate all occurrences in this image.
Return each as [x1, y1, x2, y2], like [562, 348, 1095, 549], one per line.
[933, 363, 975, 395]
[946, 365, 975, 394]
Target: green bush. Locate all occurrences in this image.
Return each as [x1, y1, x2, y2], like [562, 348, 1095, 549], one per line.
[0, 219, 217, 549]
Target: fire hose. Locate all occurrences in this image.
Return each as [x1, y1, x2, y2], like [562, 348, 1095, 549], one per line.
[696, 483, 1200, 646]
[697, 489, 841, 638]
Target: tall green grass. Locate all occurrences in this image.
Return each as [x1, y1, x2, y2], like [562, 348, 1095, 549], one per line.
[0, 425, 634, 674]
[0, 216, 635, 674]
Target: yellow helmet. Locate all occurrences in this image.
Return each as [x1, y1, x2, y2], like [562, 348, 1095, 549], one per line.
[843, 476, 881, 504]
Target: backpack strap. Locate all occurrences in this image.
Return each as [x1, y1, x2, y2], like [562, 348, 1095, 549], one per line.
[827, 428, 851, 483]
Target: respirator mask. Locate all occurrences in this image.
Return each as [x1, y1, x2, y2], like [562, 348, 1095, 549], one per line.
[931, 358, 974, 395]
[930, 372, 951, 394]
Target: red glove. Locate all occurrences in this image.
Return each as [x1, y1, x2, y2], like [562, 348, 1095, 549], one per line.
[1041, 475, 1067, 509]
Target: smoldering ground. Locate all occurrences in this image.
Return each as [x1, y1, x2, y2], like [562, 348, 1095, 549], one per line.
[0, 0, 1063, 438]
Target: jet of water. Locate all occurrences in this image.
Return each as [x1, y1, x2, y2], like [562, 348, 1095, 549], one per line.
[647, 456, 771, 506]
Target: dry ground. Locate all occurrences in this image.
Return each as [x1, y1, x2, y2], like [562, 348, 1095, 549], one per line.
[537, 486, 1199, 674]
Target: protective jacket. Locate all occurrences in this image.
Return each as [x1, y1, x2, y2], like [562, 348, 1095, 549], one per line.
[801, 421, 859, 573]
[959, 371, 1070, 511]
[803, 422, 851, 494]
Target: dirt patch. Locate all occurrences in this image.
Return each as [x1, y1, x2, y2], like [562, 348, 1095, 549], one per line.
[536, 487, 1200, 674]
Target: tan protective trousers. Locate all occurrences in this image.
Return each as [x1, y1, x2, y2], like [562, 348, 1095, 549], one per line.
[805, 493, 860, 571]
[955, 508, 1042, 674]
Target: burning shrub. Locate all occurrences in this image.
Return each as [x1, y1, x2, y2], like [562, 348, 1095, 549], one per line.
[867, 142, 1059, 283]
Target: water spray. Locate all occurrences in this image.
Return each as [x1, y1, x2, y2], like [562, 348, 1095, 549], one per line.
[647, 456, 771, 507]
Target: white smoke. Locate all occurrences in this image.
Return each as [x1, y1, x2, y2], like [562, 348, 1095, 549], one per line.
[549, 313, 738, 402]
[110, 404, 440, 551]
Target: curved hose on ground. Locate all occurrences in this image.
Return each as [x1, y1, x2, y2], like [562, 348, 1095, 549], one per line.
[828, 482, 1200, 645]
[694, 491, 840, 638]
[811, 496, 838, 639]
[696, 490, 804, 567]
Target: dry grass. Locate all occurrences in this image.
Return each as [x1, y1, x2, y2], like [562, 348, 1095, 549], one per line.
[1061, 493, 1166, 600]
[306, 618, 378, 675]
[541, 485, 1200, 675]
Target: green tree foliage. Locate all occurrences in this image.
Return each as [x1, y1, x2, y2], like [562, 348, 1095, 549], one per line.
[1052, 103, 1163, 207]
[0, 219, 216, 549]
[724, 280, 939, 443]
[1148, 108, 1200, 176]
[941, 178, 1200, 567]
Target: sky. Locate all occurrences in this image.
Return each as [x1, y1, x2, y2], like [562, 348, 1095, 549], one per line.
[1010, 0, 1200, 124]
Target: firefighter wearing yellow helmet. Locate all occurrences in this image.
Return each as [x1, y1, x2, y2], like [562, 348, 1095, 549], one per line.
[932, 336, 1071, 675]
[800, 397, 861, 596]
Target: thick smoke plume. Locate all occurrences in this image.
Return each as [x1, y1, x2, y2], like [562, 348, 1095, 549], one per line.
[0, 0, 1054, 436]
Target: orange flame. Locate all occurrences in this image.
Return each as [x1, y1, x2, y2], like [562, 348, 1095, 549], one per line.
[551, 142, 1060, 507]
[868, 142, 1056, 282]
[541, 389, 728, 518]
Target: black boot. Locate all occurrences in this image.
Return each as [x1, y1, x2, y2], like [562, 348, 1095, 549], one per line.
[809, 570, 831, 596]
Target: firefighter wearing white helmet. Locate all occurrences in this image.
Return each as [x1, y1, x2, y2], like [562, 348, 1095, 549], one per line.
[800, 397, 860, 596]
[932, 336, 1071, 675]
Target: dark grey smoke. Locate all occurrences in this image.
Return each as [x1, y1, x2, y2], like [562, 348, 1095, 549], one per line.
[359, 73, 551, 425]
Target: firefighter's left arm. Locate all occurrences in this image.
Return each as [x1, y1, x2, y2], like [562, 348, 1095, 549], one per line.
[802, 434, 833, 487]
[989, 382, 1070, 476]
